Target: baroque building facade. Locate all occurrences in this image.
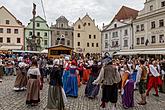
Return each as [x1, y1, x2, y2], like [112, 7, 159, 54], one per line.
[50, 16, 73, 48]
[102, 6, 138, 56]
[0, 6, 24, 50]
[73, 14, 101, 55]
[24, 16, 51, 51]
[133, 0, 165, 49]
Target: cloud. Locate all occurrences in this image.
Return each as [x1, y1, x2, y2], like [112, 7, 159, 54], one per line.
[0, 0, 145, 27]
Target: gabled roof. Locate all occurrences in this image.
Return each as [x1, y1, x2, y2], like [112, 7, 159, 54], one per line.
[30, 16, 46, 22]
[114, 6, 139, 21]
[0, 6, 23, 25]
[47, 44, 73, 49]
[56, 16, 69, 22]
[102, 6, 139, 31]
[81, 13, 93, 22]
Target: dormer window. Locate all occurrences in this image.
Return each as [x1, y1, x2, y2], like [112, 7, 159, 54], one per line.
[150, 5, 153, 11]
[78, 25, 81, 29]
[114, 24, 117, 28]
[161, 1, 165, 7]
[61, 24, 64, 28]
[6, 20, 10, 24]
[83, 23, 86, 26]
[37, 23, 40, 27]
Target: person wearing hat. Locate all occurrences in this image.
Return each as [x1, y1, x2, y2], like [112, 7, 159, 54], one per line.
[93, 57, 121, 110]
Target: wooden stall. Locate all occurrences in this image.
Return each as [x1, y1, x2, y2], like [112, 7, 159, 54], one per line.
[47, 45, 73, 58]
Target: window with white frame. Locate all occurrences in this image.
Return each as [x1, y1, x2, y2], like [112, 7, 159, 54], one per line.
[105, 41, 108, 48]
[136, 38, 140, 45]
[159, 34, 164, 43]
[141, 24, 144, 31]
[105, 34, 108, 39]
[112, 32, 118, 37]
[161, 1, 165, 7]
[151, 36, 156, 43]
[124, 29, 128, 36]
[151, 21, 156, 29]
[141, 37, 144, 44]
[136, 25, 140, 32]
[124, 40, 128, 47]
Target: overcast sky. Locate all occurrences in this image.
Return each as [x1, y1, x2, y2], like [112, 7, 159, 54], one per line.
[0, 0, 145, 27]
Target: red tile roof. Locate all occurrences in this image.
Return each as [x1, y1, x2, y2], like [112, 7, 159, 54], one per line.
[114, 6, 139, 21]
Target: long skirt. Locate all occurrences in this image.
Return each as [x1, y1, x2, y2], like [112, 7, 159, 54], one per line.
[13, 69, 27, 91]
[65, 74, 78, 97]
[26, 79, 40, 104]
[83, 69, 91, 83]
[161, 78, 165, 93]
[102, 84, 118, 103]
[47, 85, 65, 110]
[63, 70, 70, 92]
[85, 75, 100, 98]
[122, 80, 134, 108]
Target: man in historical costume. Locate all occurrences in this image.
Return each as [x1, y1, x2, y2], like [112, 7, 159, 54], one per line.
[93, 57, 121, 110]
[146, 60, 160, 97]
[47, 59, 67, 110]
[136, 59, 148, 105]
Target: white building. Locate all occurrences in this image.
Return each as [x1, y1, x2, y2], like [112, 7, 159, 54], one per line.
[133, 0, 165, 49]
[0, 6, 24, 51]
[102, 6, 138, 56]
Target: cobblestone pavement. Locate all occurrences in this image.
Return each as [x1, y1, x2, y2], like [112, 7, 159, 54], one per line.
[0, 76, 165, 110]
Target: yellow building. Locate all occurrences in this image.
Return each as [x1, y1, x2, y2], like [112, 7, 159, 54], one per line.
[73, 14, 101, 56]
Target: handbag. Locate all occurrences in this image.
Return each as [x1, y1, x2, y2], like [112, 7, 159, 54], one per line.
[157, 77, 163, 86]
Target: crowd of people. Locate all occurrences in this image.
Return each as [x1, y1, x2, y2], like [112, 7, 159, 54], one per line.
[0, 53, 165, 110]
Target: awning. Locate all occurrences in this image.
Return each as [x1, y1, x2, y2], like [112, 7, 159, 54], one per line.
[114, 51, 139, 55]
[41, 49, 48, 54]
[0, 45, 22, 50]
[140, 50, 165, 55]
[12, 50, 40, 54]
[114, 50, 165, 55]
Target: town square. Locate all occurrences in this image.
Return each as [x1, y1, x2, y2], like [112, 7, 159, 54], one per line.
[0, 0, 165, 110]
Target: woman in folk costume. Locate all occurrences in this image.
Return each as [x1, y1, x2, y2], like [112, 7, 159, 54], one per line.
[65, 60, 79, 97]
[26, 59, 41, 106]
[77, 59, 84, 85]
[146, 60, 161, 97]
[120, 61, 135, 109]
[13, 59, 29, 91]
[63, 56, 71, 92]
[82, 61, 91, 84]
[85, 60, 102, 99]
[93, 57, 121, 110]
[47, 59, 67, 110]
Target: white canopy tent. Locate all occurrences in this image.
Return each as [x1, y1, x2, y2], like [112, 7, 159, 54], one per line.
[40, 49, 48, 54]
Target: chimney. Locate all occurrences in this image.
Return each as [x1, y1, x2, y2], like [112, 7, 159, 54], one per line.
[93, 19, 95, 24]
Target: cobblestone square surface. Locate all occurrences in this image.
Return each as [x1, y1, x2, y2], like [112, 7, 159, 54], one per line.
[0, 76, 165, 110]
